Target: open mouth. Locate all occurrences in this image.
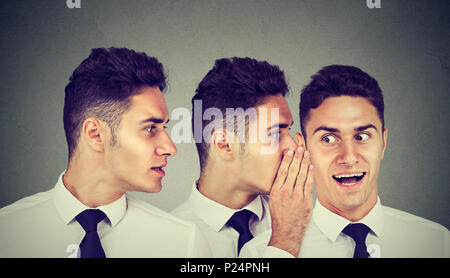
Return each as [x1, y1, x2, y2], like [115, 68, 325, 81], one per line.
[151, 165, 166, 176]
[332, 172, 366, 186]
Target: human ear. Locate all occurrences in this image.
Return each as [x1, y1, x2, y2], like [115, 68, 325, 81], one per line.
[296, 132, 307, 149]
[210, 128, 235, 161]
[381, 128, 388, 159]
[81, 117, 108, 153]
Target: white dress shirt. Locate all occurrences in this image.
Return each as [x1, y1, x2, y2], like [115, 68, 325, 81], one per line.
[244, 197, 449, 258]
[171, 182, 293, 258]
[0, 172, 212, 258]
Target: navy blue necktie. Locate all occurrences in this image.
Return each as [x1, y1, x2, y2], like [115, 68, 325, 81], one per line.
[227, 209, 254, 255]
[342, 223, 371, 258]
[75, 209, 107, 258]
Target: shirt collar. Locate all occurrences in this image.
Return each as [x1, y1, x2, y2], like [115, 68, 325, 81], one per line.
[52, 171, 127, 227]
[359, 198, 384, 237]
[187, 181, 264, 232]
[312, 197, 384, 242]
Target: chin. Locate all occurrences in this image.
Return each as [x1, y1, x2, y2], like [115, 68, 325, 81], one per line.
[260, 183, 273, 195]
[136, 179, 162, 193]
[149, 182, 163, 193]
[245, 180, 271, 195]
[338, 193, 369, 210]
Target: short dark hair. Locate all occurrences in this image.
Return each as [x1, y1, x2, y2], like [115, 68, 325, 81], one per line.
[299, 65, 384, 138]
[192, 57, 288, 171]
[63, 47, 166, 158]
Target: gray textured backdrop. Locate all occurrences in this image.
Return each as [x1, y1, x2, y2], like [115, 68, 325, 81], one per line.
[0, 0, 449, 228]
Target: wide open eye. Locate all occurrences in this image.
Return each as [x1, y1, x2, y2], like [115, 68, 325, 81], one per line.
[321, 134, 338, 144]
[355, 133, 370, 142]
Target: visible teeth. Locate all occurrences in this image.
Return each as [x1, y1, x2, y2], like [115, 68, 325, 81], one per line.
[333, 173, 364, 178]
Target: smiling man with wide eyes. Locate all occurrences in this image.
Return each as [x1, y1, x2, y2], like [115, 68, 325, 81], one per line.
[305, 97, 387, 222]
[293, 65, 449, 258]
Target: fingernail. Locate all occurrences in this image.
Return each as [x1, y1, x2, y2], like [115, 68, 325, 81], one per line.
[287, 150, 294, 156]
[298, 147, 303, 153]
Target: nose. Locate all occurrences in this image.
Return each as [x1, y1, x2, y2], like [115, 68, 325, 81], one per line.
[156, 130, 177, 157]
[337, 140, 359, 166]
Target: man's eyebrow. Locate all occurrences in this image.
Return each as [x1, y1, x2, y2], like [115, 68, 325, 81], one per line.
[313, 124, 378, 135]
[313, 126, 339, 134]
[140, 117, 169, 125]
[266, 121, 294, 131]
[355, 124, 378, 132]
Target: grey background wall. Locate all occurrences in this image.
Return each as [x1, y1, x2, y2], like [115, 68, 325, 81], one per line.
[0, 0, 449, 228]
